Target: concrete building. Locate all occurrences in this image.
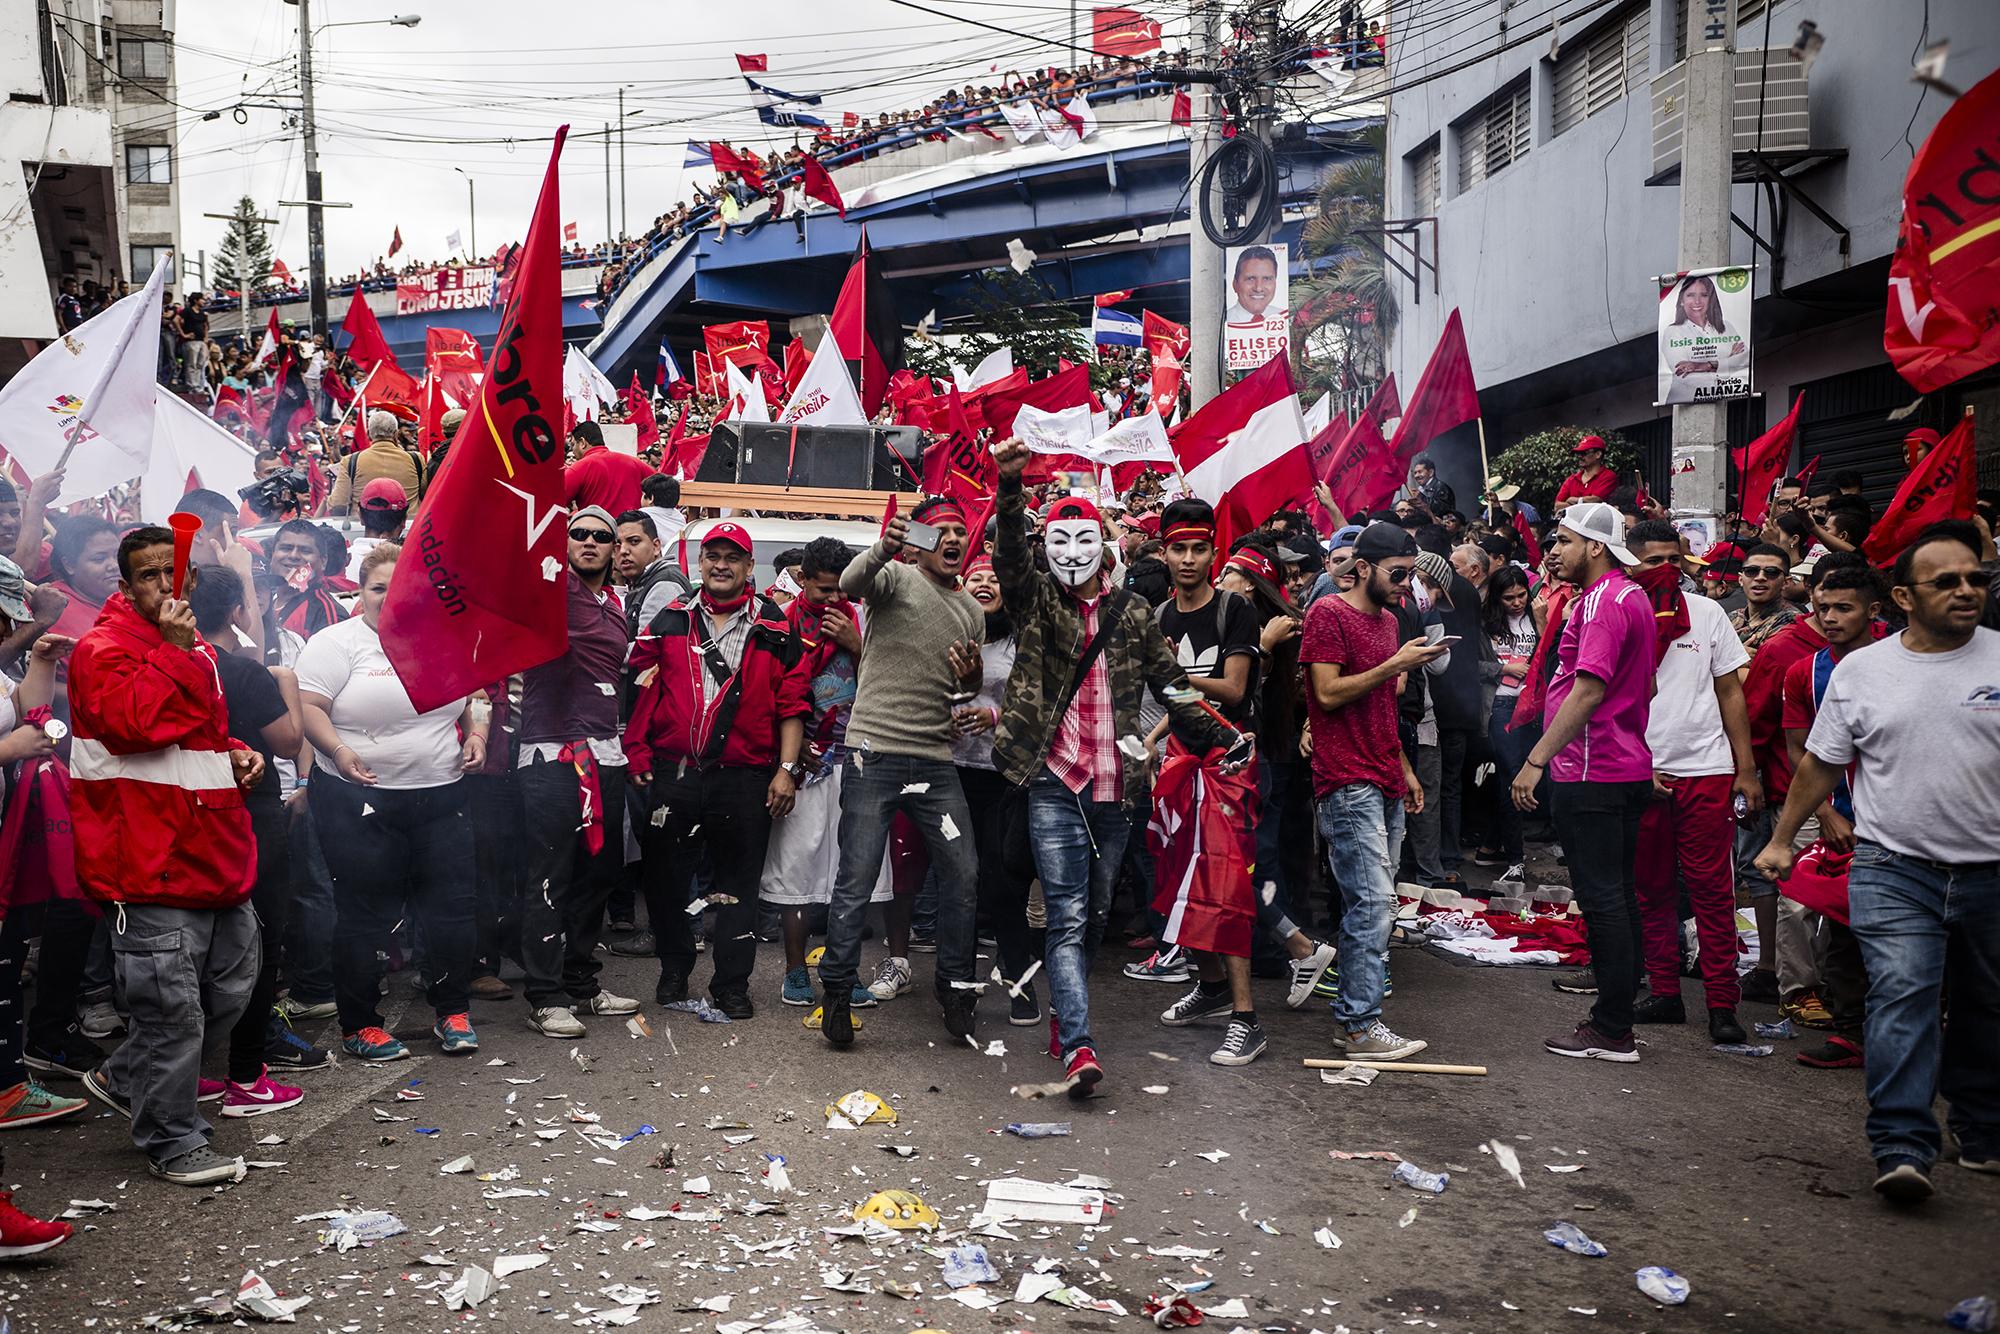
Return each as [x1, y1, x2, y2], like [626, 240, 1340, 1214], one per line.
[2, 0, 181, 378]
[1380, 0, 1999, 514]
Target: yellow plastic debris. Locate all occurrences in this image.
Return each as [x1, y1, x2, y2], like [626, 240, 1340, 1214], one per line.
[825, 1089, 897, 1125]
[854, 1188, 938, 1230]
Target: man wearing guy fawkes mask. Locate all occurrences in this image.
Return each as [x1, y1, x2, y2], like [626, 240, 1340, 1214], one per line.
[988, 439, 1248, 1100]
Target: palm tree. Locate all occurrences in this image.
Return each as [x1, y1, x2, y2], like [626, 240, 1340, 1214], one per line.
[1292, 123, 1393, 410]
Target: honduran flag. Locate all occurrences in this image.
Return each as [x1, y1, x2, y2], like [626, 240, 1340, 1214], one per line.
[683, 141, 713, 169]
[656, 337, 684, 390]
[1090, 306, 1143, 348]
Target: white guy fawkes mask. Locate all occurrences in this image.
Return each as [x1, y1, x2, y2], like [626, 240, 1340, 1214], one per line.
[1046, 517, 1104, 589]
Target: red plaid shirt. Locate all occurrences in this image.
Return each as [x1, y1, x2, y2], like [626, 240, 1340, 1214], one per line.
[1044, 595, 1121, 802]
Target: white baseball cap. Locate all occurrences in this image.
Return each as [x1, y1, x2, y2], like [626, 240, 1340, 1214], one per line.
[1557, 501, 1637, 566]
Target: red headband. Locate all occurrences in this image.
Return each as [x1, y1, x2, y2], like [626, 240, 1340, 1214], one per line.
[912, 497, 966, 528]
[1161, 522, 1215, 545]
[962, 553, 994, 578]
[1223, 547, 1276, 584]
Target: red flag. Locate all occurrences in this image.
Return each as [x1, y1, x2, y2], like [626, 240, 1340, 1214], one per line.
[798, 154, 846, 218]
[1512, 507, 1542, 566]
[340, 289, 398, 371]
[1863, 415, 1979, 565]
[678, 430, 712, 482]
[782, 340, 810, 395]
[703, 320, 772, 372]
[1303, 413, 1351, 530]
[1885, 66, 2000, 393]
[416, 373, 447, 457]
[828, 230, 904, 417]
[708, 142, 766, 192]
[387, 225, 403, 258]
[1319, 409, 1401, 517]
[1388, 309, 1480, 460]
[270, 259, 294, 286]
[693, 350, 720, 400]
[1094, 290, 1135, 307]
[1142, 309, 1191, 408]
[358, 358, 424, 421]
[562, 221, 578, 243]
[661, 407, 689, 476]
[968, 363, 1090, 441]
[735, 53, 767, 73]
[1732, 393, 1804, 527]
[1092, 6, 1163, 56]
[1364, 373, 1402, 429]
[1793, 453, 1822, 492]
[1171, 88, 1191, 128]
[624, 372, 659, 454]
[921, 385, 993, 503]
[843, 111, 859, 128]
[425, 327, 485, 408]
[1170, 355, 1309, 564]
[378, 126, 573, 714]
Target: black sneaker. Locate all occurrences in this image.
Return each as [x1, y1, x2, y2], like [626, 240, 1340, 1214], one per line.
[1159, 983, 1233, 1027]
[608, 919, 637, 935]
[909, 933, 938, 954]
[1008, 986, 1042, 1027]
[80, 1068, 133, 1119]
[1740, 969, 1781, 1004]
[940, 991, 976, 1043]
[1544, 1020, 1639, 1062]
[609, 931, 657, 958]
[1632, 994, 1687, 1025]
[1209, 1017, 1267, 1067]
[1872, 1157, 1934, 1205]
[655, 971, 689, 1006]
[712, 991, 754, 1021]
[1707, 1008, 1747, 1045]
[1551, 969, 1598, 995]
[22, 1027, 104, 1080]
[820, 991, 854, 1047]
[264, 1022, 332, 1070]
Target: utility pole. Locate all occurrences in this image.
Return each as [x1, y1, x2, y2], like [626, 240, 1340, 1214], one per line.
[618, 87, 627, 239]
[1250, 0, 1282, 208]
[1674, 0, 1736, 527]
[295, 0, 327, 338]
[604, 123, 612, 244]
[1188, 0, 1224, 409]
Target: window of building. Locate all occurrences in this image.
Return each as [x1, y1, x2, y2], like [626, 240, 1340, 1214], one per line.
[1675, 0, 1769, 60]
[117, 38, 170, 81]
[131, 245, 169, 283]
[1455, 81, 1530, 192]
[1409, 140, 1440, 215]
[1552, 4, 1650, 135]
[125, 144, 171, 184]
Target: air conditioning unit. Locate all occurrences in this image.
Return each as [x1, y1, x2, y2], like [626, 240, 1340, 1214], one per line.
[1651, 48, 1810, 179]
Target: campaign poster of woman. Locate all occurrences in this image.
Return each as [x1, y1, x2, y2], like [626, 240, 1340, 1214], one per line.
[1656, 267, 1752, 405]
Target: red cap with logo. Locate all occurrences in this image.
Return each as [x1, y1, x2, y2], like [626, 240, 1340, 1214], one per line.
[701, 521, 754, 554]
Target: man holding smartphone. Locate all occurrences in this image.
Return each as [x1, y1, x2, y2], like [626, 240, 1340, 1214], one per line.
[817, 497, 987, 1046]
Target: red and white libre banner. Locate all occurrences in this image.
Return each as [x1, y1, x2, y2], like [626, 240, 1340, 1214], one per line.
[396, 265, 496, 315]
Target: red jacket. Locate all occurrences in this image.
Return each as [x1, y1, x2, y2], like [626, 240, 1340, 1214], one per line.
[67, 594, 256, 910]
[623, 595, 810, 773]
[1743, 618, 1826, 803]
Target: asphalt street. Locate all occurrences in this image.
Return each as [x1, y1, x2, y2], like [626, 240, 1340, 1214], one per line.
[5, 923, 1997, 1333]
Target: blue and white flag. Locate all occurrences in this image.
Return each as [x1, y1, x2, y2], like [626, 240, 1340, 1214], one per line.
[744, 75, 822, 106]
[683, 141, 712, 168]
[657, 337, 683, 388]
[1091, 306, 1143, 347]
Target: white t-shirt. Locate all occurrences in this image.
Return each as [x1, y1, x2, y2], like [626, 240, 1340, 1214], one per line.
[1644, 593, 1748, 777]
[1806, 626, 2000, 864]
[295, 616, 468, 789]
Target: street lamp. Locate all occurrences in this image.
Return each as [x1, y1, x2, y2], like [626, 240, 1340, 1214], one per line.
[453, 166, 476, 260]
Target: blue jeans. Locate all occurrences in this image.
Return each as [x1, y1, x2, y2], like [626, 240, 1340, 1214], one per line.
[1027, 772, 1130, 1057]
[1848, 840, 2000, 1168]
[1318, 782, 1405, 1032]
[285, 807, 337, 1005]
[1486, 695, 1537, 862]
[821, 753, 978, 997]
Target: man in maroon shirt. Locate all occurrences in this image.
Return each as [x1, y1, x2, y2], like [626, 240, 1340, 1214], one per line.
[564, 421, 658, 516]
[519, 505, 642, 1039]
[1302, 522, 1444, 1062]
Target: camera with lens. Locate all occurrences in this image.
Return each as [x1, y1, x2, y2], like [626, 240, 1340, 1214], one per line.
[239, 468, 312, 519]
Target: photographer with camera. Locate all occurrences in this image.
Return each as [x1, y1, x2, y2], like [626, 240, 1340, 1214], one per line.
[239, 466, 311, 527]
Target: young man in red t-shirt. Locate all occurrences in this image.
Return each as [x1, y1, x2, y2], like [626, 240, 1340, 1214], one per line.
[1552, 435, 1618, 512]
[1778, 565, 1882, 1070]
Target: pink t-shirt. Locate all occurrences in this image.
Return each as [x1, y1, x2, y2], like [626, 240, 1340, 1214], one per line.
[1544, 569, 1655, 783]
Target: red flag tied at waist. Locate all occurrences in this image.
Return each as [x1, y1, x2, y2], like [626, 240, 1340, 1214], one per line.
[379, 127, 573, 714]
[1863, 414, 1978, 565]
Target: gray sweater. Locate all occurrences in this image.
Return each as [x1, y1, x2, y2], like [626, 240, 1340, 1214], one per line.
[840, 542, 986, 762]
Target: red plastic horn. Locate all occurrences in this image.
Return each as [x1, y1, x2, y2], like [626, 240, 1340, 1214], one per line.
[167, 511, 204, 599]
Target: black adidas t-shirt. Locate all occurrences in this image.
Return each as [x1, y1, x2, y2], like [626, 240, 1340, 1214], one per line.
[1158, 589, 1261, 729]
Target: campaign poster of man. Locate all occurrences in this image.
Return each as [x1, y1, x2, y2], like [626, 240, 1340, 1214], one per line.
[1223, 242, 1290, 371]
[1656, 266, 1752, 405]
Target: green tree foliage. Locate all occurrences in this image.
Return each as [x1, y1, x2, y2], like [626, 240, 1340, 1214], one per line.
[213, 195, 275, 295]
[1292, 123, 1391, 405]
[1488, 426, 1640, 512]
[903, 268, 1094, 388]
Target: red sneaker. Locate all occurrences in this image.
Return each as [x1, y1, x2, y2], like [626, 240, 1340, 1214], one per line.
[1046, 1014, 1061, 1061]
[1064, 1045, 1103, 1099]
[0, 1192, 73, 1259]
[196, 1078, 226, 1103]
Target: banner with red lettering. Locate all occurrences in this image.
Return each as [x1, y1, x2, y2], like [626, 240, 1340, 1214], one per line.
[1863, 415, 1978, 564]
[395, 266, 497, 315]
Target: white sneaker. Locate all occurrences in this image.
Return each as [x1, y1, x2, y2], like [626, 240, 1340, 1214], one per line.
[583, 991, 640, 1015]
[78, 1000, 126, 1039]
[1339, 1020, 1427, 1060]
[276, 996, 337, 1022]
[1286, 942, 1336, 1009]
[528, 1006, 586, 1038]
[868, 957, 913, 1002]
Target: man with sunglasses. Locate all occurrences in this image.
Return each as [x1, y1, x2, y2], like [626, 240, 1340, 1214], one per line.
[1728, 543, 1803, 665]
[1757, 521, 2000, 1206]
[518, 506, 643, 1039]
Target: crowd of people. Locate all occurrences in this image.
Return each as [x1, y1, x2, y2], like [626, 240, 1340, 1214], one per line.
[0, 388, 1993, 1262]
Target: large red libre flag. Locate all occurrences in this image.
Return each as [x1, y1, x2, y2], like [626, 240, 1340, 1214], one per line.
[708, 142, 766, 193]
[340, 289, 398, 371]
[425, 326, 485, 408]
[379, 126, 572, 714]
[1732, 393, 1804, 527]
[1320, 408, 1401, 517]
[703, 320, 772, 372]
[828, 230, 904, 417]
[1863, 415, 1978, 565]
[921, 385, 993, 503]
[1093, 6, 1163, 56]
[1885, 66, 2000, 393]
[1389, 308, 1479, 460]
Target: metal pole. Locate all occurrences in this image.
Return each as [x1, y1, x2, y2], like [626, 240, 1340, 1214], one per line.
[618, 87, 627, 239]
[1673, 0, 1737, 528]
[297, 0, 328, 339]
[1188, 0, 1224, 409]
[604, 122, 612, 243]
[469, 176, 477, 258]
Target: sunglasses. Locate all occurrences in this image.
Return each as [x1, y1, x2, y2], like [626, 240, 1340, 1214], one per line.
[1741, 565, 1786, 579]
[1902, 570, 1992, 593]
[569, 527, 615, 544]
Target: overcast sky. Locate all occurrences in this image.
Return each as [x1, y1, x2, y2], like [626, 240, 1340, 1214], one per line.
[172, 0, 1195, 282]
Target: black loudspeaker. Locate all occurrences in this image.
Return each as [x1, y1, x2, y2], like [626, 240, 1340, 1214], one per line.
[730, 424, 916, 491]
[694, 421, 740, 483]
[872, 426, 926, 491]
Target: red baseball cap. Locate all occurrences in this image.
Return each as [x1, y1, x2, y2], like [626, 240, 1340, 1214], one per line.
[1572, 434, 1607, 455]
[360, 477, 408, 510]
[701, 521, 754, 554]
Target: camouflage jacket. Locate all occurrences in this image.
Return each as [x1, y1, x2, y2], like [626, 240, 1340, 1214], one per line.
[990, 474, 1229, 804]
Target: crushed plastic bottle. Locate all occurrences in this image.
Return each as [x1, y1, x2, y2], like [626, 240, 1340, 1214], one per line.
[1636, 1266, 1690, 1305]
[1543, 1222, 1607, 1257]
[1004, 1122, 1072, 1138]
[1752, 1018, 1795, 1039]
[1948, 1295, 1996, 1332]
[1392, 1161, 1449, 1194]
[1713, 1043, 1775, 1057]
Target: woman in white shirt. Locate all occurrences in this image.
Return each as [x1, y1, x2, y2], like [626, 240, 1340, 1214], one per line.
[295, 545, 487, 1064]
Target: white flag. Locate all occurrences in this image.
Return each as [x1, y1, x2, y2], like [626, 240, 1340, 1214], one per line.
[999, 100, 1043, 142]
[723, 358, 771, 423]
[952, 346, 1013, 394]
[1012, 402, 1095, 455]
[142, 393, 260, 524]
[777, 344, 867, 428]
[0, 260, 168, 506]
[1080, 410, 1173, 465]
[563, 344, 618, 423]
[446, 228, 464, 253]
[1303, 393, 1332, 438]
